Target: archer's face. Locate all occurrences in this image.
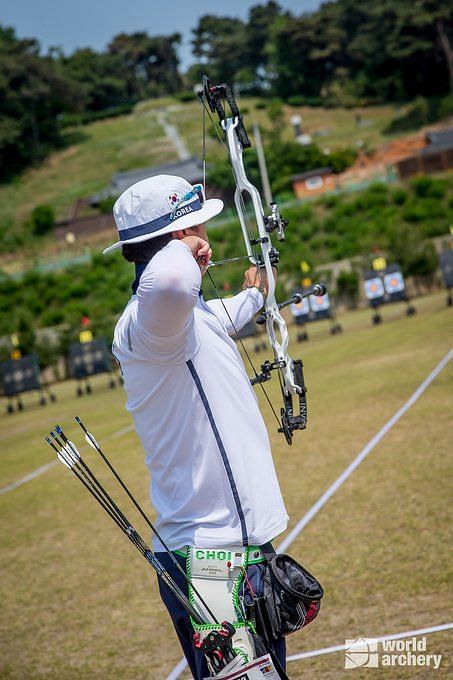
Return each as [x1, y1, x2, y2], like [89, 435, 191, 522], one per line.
[184, 224, 208, 242]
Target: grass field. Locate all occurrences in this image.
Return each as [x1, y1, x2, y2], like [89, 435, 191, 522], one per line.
[0, 292, 452, 678]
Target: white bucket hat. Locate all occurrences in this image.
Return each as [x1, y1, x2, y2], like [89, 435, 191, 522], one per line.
[103, 174, 223, 254]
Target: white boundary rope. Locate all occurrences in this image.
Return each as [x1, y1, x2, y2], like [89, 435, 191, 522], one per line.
[286, 622, 453, 663]
[0, 424, 134, 496]
[165, 348, 452, 679]
[278, 348, 452, 552]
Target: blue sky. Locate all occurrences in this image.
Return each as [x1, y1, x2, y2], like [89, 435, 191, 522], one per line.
[2, 0, 322, 69]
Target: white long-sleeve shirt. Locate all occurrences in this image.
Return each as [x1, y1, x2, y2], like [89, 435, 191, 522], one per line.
[113, 239, 288, 550]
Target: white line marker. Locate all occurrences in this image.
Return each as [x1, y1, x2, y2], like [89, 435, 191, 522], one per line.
[0, 422, 134, 496]
[109, 424, 134, 440]
[165, 348, 452, 679]
[0, 461, 58, 496]
[278, 348, 452, 553]
[286, 622, 453, 663]
[166, 657, 191, 680]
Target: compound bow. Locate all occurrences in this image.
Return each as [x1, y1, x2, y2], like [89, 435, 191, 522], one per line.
[198, 76, 326, 445]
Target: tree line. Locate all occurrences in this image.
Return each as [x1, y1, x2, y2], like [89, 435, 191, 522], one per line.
[1, 0, 452, 180]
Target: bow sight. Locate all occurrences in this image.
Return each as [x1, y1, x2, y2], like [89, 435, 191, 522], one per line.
[266, 202, 289, 242]
[199, 75, 327, 445]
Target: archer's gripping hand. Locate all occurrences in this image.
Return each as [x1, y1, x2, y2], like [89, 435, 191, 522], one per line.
[182, 235, 212, 272]
[243, 265, 277, 296]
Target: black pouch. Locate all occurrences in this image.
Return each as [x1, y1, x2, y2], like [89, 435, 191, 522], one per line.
[255, 542, 324, 641]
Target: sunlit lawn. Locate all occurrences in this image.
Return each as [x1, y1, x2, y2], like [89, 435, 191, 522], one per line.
[0, 291, 451, 678]
[166, 98, 412, 158]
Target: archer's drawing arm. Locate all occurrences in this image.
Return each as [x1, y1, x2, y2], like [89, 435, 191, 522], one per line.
[206, 287, 263, 335]
[137, 240, 201, 337]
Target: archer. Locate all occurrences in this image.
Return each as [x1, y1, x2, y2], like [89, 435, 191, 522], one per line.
[104, 174, 289, 677]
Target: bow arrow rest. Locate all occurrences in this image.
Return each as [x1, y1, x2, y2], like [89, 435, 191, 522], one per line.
[198, 75, 328, 445]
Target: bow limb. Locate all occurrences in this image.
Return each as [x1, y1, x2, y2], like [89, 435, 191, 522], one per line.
[225, 117, 299, 398]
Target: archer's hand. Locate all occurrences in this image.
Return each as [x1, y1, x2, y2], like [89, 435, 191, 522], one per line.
[243, 265, 277, 296]
[181, 235, 212, 272]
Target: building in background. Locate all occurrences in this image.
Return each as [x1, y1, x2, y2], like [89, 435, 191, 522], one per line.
[291, 167, 336, 198]
[55, 157, 204, 244]
[396, 128, 453, 179]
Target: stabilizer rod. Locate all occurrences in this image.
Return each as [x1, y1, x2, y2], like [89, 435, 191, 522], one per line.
[256, 283, 327, 324]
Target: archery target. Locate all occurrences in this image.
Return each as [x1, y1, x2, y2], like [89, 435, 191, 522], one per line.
[291, 297, 310, 318]
[0, 355, 41, 396]
[383, 271, 405, 295]
[364, 277, 385, 300]
[68, 338, 112, 379]
[309, 292, 330, 313]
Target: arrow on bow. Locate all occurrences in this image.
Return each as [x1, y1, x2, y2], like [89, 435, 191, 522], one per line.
[197, 76, 327, 445]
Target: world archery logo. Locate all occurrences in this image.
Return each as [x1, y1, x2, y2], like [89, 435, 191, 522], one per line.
[345, 638, 379, 668]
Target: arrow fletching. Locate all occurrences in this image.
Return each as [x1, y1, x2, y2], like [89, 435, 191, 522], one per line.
[84, 432, 99, 450]
[64, 441, 81, 463]
[57, 450, 73, 469]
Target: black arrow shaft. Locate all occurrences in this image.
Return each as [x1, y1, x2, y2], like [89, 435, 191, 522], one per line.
[48, 437, 205, 626]
[75, 417, 219, 625]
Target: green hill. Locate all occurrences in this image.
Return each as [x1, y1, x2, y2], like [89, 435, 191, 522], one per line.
[0, 96, 416, 259]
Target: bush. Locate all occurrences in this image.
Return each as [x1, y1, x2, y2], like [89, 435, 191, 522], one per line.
[405, 243, 438, 278]
[287, 95, 305, 107]
[391, 188, 408, 205]
[175, 91, 196, 102]
[31, 205, 55, 237]
[267, 99, 285, 136]
[354, 183, 388, 209]
[287, 95, 323, 107]
[35, 336, 59, 370]
[60, 103, 135, 127]
[40, 309, 65, 327]
[410, 175, 446, 200]
[322, 194, 340, 209]
[438, 95, 453, 119]
[17, 314, 36, 355]
[328, 147, 357, 173]
[384, 96, 430, 134]
[98, 196, 117, 214]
